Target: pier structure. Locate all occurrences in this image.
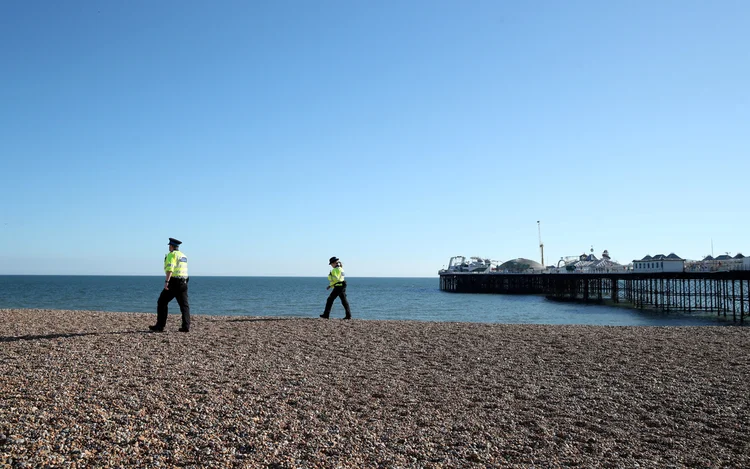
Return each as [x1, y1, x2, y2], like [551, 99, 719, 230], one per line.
[439, 271, 750, 323]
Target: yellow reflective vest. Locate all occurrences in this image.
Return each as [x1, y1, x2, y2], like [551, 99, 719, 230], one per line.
[164, 250, 189, 278]
[328, 266, 345, 287]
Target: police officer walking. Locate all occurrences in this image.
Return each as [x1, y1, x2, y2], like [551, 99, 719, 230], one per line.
[149, 238, 191, 332]
[320, 256, 352, 320]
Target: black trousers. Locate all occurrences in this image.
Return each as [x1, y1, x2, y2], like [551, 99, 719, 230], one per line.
[156, 278, 190, 329]
[324, 282, 351, 317]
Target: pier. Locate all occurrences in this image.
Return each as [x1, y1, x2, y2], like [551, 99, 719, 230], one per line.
[439, 271, 750, 323]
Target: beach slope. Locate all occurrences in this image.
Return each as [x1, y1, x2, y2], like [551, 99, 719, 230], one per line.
[1, 309, 749, 467]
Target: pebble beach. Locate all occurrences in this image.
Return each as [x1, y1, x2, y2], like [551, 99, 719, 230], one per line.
[1, 309, 749, 468]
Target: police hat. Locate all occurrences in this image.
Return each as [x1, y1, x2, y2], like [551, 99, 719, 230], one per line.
[168, 238, 182, 247]
[329, 256, 339, 264]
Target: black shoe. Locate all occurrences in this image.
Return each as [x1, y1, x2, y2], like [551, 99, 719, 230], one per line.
[148, 325, 164, 332]
[319, 314, 329, 319]
[178, 327, 189, 333]
[343, 316, 352, 320]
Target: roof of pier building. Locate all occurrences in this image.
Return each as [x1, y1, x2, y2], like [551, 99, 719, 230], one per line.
[700, 254, 744, 262]
[498, 258, 544, 272]
[573, 258, 621, 270]
[634, 253, 683, 262]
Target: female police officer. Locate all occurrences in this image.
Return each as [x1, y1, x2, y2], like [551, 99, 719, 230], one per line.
[320, 256, 352, 320]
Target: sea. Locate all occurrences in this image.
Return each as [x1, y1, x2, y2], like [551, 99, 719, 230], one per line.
[0, 275, 739, 326]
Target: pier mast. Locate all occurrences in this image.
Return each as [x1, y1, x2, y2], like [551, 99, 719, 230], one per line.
[537, 220, 544, 267]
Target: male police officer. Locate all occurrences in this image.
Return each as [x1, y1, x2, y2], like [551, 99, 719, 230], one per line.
[149, 238, 190, 332]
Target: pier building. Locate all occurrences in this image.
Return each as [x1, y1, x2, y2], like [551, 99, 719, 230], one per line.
[632, 253, 685, 272]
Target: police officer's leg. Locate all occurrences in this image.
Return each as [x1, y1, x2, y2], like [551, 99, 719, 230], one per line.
[338, 285, 351, 318]
[175, 279, 190, 330]
[156, 287, 177, 329]
[323, 288, 340, 317]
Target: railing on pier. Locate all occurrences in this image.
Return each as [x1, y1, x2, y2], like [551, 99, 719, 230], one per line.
[439, 271, 750, 323]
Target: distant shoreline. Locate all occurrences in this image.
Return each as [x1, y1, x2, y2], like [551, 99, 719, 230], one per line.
[0, 274, 438, 278]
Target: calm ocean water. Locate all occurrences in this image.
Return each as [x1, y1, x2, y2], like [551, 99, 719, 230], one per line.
[0, 275, 737, 326]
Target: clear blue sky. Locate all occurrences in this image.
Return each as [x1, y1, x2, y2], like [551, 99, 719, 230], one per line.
[1, 0, 748, 276]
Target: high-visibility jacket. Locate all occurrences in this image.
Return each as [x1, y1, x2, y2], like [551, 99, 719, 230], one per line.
[165, 250, 189, 278]
[328, 266, 345, 287]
